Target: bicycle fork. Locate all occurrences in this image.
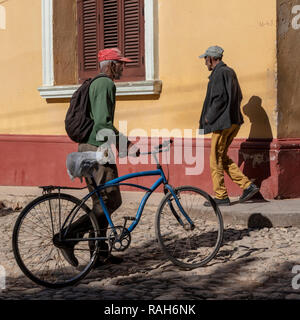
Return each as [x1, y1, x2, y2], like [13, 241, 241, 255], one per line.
[164, 186, 195, 231]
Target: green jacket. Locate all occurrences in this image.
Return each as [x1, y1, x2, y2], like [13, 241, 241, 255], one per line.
[87, 76, 120, 147]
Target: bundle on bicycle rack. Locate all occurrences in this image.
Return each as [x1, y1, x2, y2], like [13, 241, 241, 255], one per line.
[66, 151, 109, 181]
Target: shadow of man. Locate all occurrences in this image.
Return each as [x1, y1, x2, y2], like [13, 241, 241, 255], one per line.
[238, 96, 273, 201]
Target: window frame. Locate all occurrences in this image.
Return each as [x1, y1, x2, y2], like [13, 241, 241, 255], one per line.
[0, 4, 6, 30]
[38, 0, 161, 98]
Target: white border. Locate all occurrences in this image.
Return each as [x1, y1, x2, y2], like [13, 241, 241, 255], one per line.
[41, 0, 54, 86]
[38, 0, 160, 98]
[0, 5, 6, 30]
[144, 0, 155, 81]
[38, 81, 162, 98]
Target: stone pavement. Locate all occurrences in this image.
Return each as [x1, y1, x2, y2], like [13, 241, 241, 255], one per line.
[0, 186, 300, 300]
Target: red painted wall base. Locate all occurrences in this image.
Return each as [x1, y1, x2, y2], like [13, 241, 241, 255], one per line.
[0, 135, 299, 199]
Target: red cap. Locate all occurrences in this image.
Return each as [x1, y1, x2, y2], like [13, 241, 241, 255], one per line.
[98, 48, 132, 62]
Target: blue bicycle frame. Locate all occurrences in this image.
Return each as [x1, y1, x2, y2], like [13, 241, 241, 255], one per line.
[62, 143, 195, 241]
[81, 166, 195, 235]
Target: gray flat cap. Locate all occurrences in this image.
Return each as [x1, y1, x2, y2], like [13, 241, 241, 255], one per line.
[199, 45, 224, 59]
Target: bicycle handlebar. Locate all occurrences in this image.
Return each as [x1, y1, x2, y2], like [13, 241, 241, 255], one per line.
[128, 139, 173, 157]
[154, 139, 174, 151]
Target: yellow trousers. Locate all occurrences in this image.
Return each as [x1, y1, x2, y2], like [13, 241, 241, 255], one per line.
[210, 124, 252, 199]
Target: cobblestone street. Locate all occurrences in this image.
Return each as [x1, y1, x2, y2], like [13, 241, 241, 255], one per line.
[1, 193, 300, 301]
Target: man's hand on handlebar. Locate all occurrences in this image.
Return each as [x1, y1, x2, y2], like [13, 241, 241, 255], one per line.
[127, 139, 173, 157]
[127, 141, 140, 157]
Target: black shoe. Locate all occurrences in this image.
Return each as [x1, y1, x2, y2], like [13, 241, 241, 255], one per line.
[239, 184, 259, 203]
[93, 255, 124, 268]
[204, 197, 230, 207]
[53, 233, 78, 267]
[90, 239, 123, 268]
[60, 247, 78, 267]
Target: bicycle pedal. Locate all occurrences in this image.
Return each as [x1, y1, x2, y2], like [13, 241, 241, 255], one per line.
[124, 216, 136, 221]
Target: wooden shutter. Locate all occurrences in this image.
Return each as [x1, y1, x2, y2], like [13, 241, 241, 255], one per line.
[102, 0, 120, 49]
[121, 0, 145, 80]
[78, 0, 145, 82]
[78, 0, 100, 81]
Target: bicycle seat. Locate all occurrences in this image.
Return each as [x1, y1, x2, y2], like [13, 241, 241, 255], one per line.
[66, 151, 108, 181]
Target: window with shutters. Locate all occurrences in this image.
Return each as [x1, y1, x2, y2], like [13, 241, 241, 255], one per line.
[78, 0, 145, 83]
[38, 0, 161, 98]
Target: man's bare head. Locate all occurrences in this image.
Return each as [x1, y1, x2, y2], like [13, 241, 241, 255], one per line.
[99, 60, 124, 80]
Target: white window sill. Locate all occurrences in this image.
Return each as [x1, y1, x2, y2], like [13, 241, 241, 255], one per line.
[38, 80, 162, 99]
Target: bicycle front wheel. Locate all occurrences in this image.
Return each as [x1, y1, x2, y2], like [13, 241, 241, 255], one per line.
[155, 186, 223, 268]
[12, 193, 99, 288]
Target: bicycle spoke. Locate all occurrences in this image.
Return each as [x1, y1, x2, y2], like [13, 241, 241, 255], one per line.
[13, 193, 99, 288]
[156, 186, 223, 268]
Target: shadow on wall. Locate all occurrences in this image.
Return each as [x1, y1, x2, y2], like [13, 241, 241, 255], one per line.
[238, 96, 273, 200]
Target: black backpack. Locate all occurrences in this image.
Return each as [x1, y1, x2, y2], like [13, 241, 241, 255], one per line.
[65, 74, 109, 143]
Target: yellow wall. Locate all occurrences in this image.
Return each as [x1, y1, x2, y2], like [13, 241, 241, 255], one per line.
[0, 0, 277, 139]
[119, 0, 277, 139]
[0, 0, 68, 135]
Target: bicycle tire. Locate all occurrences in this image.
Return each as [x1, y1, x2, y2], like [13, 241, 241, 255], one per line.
[12, 193, 100, 288]
[155, 185, 223, 268]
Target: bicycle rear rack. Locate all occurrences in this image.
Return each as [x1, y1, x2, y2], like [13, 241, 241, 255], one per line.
[39, 185, 87, 194]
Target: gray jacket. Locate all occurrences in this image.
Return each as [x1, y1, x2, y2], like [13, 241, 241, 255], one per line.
[199, 61, 244, 134]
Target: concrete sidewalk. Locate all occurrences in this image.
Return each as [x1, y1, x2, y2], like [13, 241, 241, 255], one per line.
[0, 186, 300, 227]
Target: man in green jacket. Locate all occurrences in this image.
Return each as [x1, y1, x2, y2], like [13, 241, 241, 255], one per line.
[199, 46, 259, 206]
[60, 48, 136, 267]
[86, 49, 126, 148]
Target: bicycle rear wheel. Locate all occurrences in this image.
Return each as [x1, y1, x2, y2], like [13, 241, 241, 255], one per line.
[155, 186, 223, 268]
[12, 193, 99, 288]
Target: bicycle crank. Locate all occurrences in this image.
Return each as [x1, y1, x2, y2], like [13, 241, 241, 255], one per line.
[108, 226, 131, 252]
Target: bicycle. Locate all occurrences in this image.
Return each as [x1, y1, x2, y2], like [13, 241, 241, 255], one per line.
[12, 140, 224, 288]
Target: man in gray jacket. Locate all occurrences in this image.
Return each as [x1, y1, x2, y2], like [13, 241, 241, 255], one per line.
[199, 46, 259, 206]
